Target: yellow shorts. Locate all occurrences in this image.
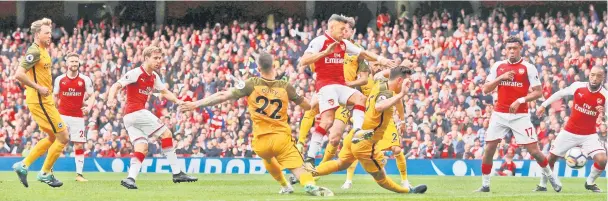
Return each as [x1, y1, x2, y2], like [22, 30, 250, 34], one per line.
[252, 133, 304, 169]
[28, 102, 66, 134]
[334, 106, 351, 124]
[351, 140, 386, 173]
[376, 120, 401, 151]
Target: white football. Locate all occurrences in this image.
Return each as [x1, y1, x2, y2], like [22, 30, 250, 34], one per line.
[565, 147, 587, 169]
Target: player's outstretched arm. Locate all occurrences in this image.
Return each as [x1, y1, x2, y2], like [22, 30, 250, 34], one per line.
[181, 79, 254, 112]
[181, 90, 236, 111]
[359, 50, 396, 68]
[160, 88, 182, 104]
[537, 83, 577, 116]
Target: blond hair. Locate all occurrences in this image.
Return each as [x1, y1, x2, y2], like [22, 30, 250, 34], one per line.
[65, 52, 79, 60]
[31, 18, 52, 35]
[143, 46, 162, 58]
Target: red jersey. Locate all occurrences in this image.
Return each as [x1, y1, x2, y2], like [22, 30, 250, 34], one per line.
[486, 59, 540, 114]
[541, 82, 608, 135]
[117, 67, 165, 115]
[53, 73, 94, 117]
[305, 33, 362, 92]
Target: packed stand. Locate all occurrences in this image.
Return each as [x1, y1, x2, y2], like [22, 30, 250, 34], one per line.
[0, 5, 607, 161]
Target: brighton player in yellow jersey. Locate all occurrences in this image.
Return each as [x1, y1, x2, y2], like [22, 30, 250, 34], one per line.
[179, 52, 334, 196]
[297, 17, 370, 168]
[312, 66, 427, 194]
[12, 18, 69, 188]
[341, 64, 412, 189]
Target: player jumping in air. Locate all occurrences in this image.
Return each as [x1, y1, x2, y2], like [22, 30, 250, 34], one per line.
[53, 52, 96, 182]
[13, 18, 69, 188]
[298, 14, 396, 171]
[297, 16, 371, 170]
[535, 66, 607, 193]
[179, 52, 334, 196]
[107, 46, 197, 189]
[312, 66, 427, 194]
[476, 36, 561, 192]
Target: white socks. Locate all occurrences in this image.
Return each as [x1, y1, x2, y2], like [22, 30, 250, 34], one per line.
[482, 174, 491, 187]
[307, 131, 323, 159]
[587, 163, 604, 185]
[75, 153, 84, 174]
[163, 148, 182, 174]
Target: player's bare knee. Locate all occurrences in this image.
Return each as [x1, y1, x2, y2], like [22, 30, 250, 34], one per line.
[392, 146, 402, 156]
[160, 129, 172, 139]
[594, 153, 607, 166]
[318, 119, 333, 130]
[73, 142, 84, 150]
[329, 135, 341, 146]
[56, 131, 70, 144]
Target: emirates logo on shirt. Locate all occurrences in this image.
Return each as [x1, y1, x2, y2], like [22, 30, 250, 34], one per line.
[499, 81, 523, 87]
[138, 87, 153, 95]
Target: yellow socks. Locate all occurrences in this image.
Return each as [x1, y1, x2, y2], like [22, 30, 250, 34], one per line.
[264, 158, 288, 187]
[299, 172, 315, 186]
[376, 177, 410, 193]
[315, 160, 341, 176]
[298, 110, 317, 143]
[23, 138, 53, 167]
[346, 160, 358, 181]
[320, 143, 337, 164]
[41, 141, 66, 173]
[395, 151, 408, 181]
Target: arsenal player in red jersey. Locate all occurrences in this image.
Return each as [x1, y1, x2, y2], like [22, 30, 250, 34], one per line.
[53, 53, 95, 181]
[107, 46, 197, 189]
[536, 66, 607, 193]
[299, 14, 396, 168]
[476, 36, 561, 193]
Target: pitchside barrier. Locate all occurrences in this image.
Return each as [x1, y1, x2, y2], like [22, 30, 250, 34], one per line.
[0, 157, 603, 177]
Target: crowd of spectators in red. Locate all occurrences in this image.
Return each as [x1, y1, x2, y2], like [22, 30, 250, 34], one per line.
[0, 5, 606, 161]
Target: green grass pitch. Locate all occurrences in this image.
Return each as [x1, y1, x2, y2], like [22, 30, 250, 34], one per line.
[0, 172, 605, 201]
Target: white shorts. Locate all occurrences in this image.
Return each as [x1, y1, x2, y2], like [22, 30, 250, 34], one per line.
[123, 109, 167, 144]
[317, 84, 358, 113]
[486, 112, 537, 145]
[550, 130, 607, 158]
[61, 115, 86, 143]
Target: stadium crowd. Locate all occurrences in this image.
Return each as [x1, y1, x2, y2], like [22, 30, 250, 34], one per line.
[0, 4, 606, 162]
